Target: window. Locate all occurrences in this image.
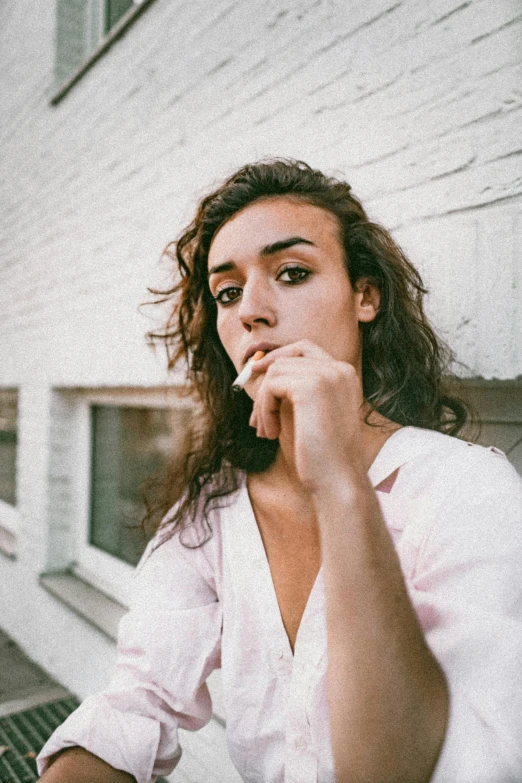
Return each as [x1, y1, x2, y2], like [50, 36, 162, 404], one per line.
[464, 383, 522, 476]
[54, 0, 143, 88]
[0, 389, 18, 507]
[0, 389, 19, 556]
[89, 404, 191, 567]
[66, 390, 193, 605]
[105, 0, 134, 31]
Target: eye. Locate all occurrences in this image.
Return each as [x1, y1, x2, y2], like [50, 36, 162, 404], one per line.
[213, 285, 242, 306]
[277, 265, 310, 284]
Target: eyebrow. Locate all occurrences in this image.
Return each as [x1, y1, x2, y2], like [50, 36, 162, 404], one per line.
[207, 236, 315, 278]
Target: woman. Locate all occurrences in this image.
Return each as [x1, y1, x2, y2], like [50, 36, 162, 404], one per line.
[37, 160, 522, 783]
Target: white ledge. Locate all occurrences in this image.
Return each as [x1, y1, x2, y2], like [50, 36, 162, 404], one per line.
[0, 686, 72, 718]
[39, 571, 127, 640]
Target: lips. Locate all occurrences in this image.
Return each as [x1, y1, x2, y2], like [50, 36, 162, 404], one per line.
[243, 342, 281, 365]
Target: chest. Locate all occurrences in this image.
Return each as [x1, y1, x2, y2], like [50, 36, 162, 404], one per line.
[251, 498, 322, 653]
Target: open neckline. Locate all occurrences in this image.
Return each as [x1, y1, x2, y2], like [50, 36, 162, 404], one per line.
[241, 482, 323, 658]
[237, 426, 419, 656]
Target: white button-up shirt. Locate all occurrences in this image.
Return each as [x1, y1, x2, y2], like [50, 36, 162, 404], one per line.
[37, 426, 522, 783]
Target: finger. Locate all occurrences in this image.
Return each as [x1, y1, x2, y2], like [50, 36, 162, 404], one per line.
[258, 402, 281, 440]
[255, 362, 319, 439]
[252, 386, 278, 440]
[254, 358, 352, 439]
[253, 366, 286, 440]
[250, 340, 333, 375]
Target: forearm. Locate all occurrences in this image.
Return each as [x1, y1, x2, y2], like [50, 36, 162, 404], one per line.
[38, 746, 136, 783]
[314, 472, 448, 783]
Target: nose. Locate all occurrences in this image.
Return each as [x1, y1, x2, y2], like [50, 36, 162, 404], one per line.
[238, 277, 277, 331]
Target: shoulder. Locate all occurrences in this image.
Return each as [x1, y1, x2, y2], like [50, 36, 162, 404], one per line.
[133, 470, 247, 605]
[390, 429, 522, 570]
[384, 427, 522, 555]
[393, 426, 521, 502]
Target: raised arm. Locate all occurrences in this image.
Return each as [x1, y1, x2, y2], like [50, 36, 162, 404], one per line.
[250, 342, 448, 782]
[252, 337, 522, 780]
[313, 471, 448, 783]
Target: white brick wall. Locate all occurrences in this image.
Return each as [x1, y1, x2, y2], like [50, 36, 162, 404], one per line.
[0, 0, 520, 778]
[1, 0, 520, 388]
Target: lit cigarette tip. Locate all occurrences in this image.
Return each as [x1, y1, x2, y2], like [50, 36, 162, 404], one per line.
[232, 351, 265, 392]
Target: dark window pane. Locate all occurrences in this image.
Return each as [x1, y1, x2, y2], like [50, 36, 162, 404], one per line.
[0, 390, 18, 506]
[90, 405, 191, 566]
[463, 384, 522, 477]
[105, 0, 134, 32]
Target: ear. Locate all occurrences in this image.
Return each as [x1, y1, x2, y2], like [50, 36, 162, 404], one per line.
[355, 277, 380, 324]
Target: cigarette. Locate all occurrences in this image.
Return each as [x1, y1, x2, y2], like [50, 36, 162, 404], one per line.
[232, 350, 265, 392]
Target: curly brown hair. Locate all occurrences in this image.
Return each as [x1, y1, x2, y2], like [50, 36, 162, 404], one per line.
[144, 159, 471, 546]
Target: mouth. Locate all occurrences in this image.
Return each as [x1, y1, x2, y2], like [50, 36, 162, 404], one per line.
[243, 342, 280, 365]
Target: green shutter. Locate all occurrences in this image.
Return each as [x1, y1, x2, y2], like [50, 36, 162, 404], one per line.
[87, 0, 103, 50]
[54, 0, 91, 85]
[105, 0, 134, 32]
[0, 390, 18, 506]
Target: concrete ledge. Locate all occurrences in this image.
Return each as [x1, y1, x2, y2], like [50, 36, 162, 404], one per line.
[0, 686, 72, 719]
[39, 571, 127, 641]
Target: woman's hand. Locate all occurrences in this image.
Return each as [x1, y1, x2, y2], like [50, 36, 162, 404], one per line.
[248, 340, 366, 493]
[249, 340, 449, 782]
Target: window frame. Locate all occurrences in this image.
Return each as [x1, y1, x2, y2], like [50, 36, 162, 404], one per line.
[0, 388, 20, 555]
[462, 381, 522, 476]
[51, 0, 157, 105]
[0, 499, 20, 536]
[0, 496, 20, 558]
[70, 387, 194, 606]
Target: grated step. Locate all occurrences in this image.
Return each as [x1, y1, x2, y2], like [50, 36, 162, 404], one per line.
[0, 696, 80, 782]
[0, 697, 169, 782]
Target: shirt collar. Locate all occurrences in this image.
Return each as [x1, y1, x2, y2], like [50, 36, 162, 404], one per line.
[237, 426, 448, 497]
[368, 426, 448, 491]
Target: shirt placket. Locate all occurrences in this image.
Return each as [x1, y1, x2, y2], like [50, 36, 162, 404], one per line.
[284, 574, 325, 783]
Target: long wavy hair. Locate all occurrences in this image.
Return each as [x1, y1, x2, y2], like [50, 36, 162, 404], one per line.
[144, 159, 472, 546]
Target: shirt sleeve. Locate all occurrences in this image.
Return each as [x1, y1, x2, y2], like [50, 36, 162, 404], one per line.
[36, 526, 223, 783]
[409, 448, 522, 783]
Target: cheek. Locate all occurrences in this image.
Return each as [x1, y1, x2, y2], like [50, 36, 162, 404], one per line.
[215, 312, 236, 358]
[317, 290, 359, 358]
[216, 314, 228, 345]
[312, 283, 353, 326]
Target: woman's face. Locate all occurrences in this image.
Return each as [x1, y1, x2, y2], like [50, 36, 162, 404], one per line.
[207, 197, 379, 397]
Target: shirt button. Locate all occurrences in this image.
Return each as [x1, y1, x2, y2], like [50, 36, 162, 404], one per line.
[294, 736, 306, 750]
[276, 649, 284, 660]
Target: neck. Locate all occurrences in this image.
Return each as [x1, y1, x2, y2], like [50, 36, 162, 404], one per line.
[272, 399, 301, 489]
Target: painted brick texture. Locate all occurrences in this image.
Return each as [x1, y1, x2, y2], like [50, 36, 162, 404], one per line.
[1, 0, 521, 389]
[0, 0, 520, 741]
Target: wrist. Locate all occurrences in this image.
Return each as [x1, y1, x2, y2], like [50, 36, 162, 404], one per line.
[309, 465, 372, 509]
